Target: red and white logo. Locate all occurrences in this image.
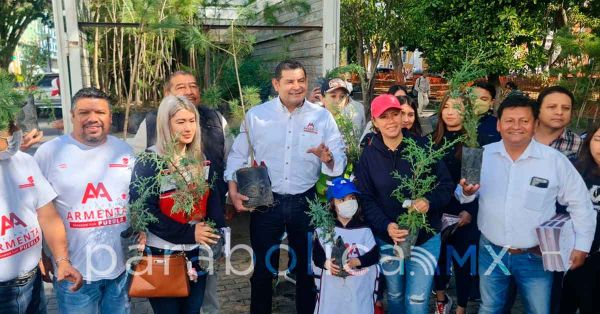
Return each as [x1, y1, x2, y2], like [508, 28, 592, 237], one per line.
[0, 213, 28, 236]
[304, 122, 318, 134]
[109, 157, 129, 168]
[58, 163, 68, 169]
[18, 176, 35, 189]
[81, 182, 113, 204]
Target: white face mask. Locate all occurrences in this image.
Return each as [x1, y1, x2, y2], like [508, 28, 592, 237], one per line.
[337, 199, 358, 219]
[0, 130, 22, 160]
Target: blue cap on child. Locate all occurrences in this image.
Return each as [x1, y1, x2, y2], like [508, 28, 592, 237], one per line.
[326, 177, 360, 201]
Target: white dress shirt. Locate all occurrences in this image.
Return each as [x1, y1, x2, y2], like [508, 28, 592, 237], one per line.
[225, 97, 346, 195]
[456, 139, 596, 252]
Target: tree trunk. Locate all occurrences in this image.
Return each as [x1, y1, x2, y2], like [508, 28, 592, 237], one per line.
[390, 49, 405, 84]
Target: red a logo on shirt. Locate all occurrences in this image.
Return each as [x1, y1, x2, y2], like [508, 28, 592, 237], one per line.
[81, 182, 113, 204]
[1, 213, 28, 236]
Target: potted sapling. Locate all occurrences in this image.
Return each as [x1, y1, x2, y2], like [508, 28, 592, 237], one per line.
[391, 136, 460, 258]
[446, 52, 489, 185]
[122, 137, 215, 264]
[459, 93, 483, 186]
[307, 197, 350, 278]
[182, 18, 273, 209]
[229, 89, 274, 209]
[156, 139, 225, 265]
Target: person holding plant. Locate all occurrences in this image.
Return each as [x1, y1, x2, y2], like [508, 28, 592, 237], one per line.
[431, 95, 480, 314]
[225, 60, 346, 314]
[129, 95, 225, 313]
[456, 94, 596, 314]
[311, 178, 379, 314]
[130, 71, 231, 314]
[355, 94, 453, 313]
[560, 123, 600, 313]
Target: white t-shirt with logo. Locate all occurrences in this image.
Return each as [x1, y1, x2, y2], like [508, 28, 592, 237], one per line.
[0, 151, 57, 281]
[35, 135, 133, 281]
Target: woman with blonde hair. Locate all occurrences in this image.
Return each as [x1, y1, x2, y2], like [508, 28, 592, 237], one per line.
[129, 95, 225, 313]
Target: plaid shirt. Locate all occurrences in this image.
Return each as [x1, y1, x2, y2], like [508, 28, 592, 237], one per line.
[549, 128, 583, 162]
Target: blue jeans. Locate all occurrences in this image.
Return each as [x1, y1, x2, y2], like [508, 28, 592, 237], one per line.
[377, 233, 441, 314]
[54, 271, 130, 314]
[479, 235, 552, 314]
[0, 269, 46, 314]
[148, 274, 206, 314]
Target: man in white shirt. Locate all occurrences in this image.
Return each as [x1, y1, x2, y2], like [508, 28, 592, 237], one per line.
[0, 117, 82, 313]
[456, 94, 596, 314]
[225, 60, 346, 314]
[34, 88, 134, 314]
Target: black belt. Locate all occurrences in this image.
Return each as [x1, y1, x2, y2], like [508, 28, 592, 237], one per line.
[0, 267, 38, 287]
[273, 186, 316, 199]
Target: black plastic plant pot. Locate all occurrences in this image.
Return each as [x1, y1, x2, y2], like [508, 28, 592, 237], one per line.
[461, 146, 484, 186]
[394, 230, 418, 259]
[331, 236, 350, 278]
[120, 227, 141, 269]
[236, 163, 274, 208]
[199, 228, 225, 271]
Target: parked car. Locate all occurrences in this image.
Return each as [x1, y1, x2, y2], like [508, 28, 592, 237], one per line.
[33, 73, 62, 118]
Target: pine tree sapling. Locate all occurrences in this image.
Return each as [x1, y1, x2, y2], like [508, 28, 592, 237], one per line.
[127, 137, 212, 234]
[0, 71, 24, 131]
[315, 99, 362, 201]
[307, 197, 336, 243]
[446, 51, 490, 185]
[307, 196, 350, 278]
[391, 136, 460, 258]
[332, 102, 362, 166]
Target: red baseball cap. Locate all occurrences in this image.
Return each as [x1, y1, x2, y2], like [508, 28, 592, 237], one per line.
[370, 94, 402, 118]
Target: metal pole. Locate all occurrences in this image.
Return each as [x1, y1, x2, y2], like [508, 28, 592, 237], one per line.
[51, 0, 71, 134]
[51, 0, 83, 134]
[322, 0, 340, 76]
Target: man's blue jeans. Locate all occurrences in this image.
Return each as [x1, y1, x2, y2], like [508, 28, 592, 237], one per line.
[479, 235, 552, 314]
[377, 233, 441, 314]
[0, 269, 46, 314]
[54, 271, 130, 314]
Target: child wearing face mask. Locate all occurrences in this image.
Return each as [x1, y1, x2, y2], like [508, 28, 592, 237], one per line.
[312, 178, 380, 314]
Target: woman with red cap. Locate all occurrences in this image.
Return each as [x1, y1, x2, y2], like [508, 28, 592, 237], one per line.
[355, 94, 453, 314]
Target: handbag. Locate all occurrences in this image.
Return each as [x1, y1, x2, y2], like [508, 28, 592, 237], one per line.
[128, 252, 190, 298]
